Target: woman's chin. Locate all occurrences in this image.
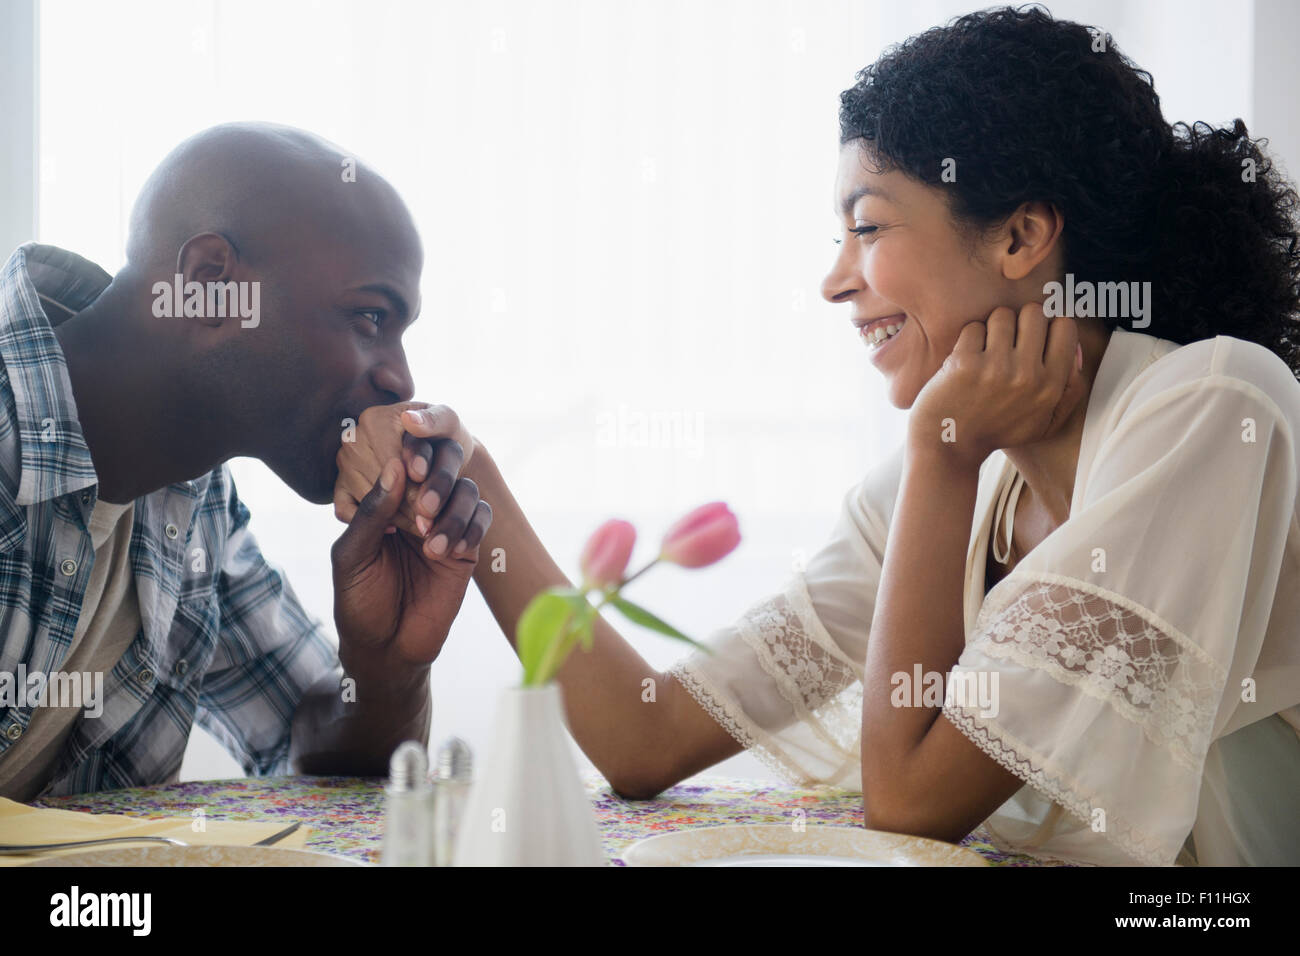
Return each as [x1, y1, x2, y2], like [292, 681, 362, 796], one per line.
[885, 379, 920, 411]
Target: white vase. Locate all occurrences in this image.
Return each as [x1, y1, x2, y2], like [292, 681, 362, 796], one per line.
[452, 683, 607, 866]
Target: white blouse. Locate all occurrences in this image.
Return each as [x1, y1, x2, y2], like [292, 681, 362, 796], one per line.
[669, 328, 1300, 867]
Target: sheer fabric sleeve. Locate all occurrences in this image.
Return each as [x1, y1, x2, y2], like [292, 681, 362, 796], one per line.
[941, 342, 1299, 866]
[667, 444, 905, 788]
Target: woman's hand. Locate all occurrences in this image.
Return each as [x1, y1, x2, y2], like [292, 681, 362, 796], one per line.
[907, 303, 1087, 469]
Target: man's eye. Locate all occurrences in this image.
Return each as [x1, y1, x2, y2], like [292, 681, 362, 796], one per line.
[357, 310, 385, 328]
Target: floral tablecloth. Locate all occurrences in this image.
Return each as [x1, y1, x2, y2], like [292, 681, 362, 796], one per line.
[34, 775, 1067, 866]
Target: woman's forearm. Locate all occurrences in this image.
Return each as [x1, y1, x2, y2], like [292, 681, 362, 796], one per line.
[464, 445, 741, 796]
[859, 440, 980, 816]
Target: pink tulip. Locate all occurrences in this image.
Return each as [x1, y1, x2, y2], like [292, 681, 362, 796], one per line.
[580, 519, 637, 588]
[660, 502, 740, 568]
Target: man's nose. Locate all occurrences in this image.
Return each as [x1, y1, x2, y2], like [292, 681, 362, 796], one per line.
[372, 350, 415, 404]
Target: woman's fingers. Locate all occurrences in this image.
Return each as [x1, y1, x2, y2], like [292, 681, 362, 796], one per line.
[981, 305, 1017, 354]
[1014, 302, 1049, 366]
[1044, 313, 1081, 397]
[402, 406, 475, 464]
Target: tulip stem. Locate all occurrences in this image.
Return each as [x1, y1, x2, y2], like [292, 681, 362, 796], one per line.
[618, 558, 659, 590]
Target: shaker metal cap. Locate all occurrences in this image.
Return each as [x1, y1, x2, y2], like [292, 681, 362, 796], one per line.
[388, 740, 430, 791]
[434, 736, 472, 780]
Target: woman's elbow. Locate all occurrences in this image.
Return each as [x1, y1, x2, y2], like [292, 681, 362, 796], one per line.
[608, 771, 670, 801]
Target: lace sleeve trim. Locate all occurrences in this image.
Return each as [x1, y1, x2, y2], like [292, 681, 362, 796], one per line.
[972, 570, 1226, 771]
[666, 658, 816, 787]
[941, 704, 1177, 867]
[666, 572, 866, 786]
[734, 572, 863, 760]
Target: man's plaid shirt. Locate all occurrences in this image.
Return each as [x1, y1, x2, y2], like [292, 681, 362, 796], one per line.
[0, 243, 340, 796]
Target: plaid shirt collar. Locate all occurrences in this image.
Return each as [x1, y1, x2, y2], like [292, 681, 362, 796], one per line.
[0, 243, 212, 518]
[0, 243, 103, 510]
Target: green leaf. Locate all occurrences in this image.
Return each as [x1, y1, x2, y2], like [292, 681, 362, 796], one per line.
[610, 596, 712, 654]
[516, 591, 575, 686]
[577, 617, 596, 651]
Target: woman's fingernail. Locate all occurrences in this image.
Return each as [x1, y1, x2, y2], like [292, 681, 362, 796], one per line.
[1075, 343, 1083, 371]
[416, 515, 430, 535]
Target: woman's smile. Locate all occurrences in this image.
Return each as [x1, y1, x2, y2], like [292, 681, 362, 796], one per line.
[859, 314, 908, 359]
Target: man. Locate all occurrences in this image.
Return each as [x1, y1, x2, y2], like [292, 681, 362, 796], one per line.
[0, 122, 490, 801]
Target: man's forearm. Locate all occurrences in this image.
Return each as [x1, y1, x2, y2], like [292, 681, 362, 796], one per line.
[289, 661, 431, 776]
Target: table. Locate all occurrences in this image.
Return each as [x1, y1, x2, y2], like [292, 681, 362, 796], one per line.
[34, 775, 1069, 866]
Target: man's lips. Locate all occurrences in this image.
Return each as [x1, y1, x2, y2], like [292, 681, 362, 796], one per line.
[852, 313, 906, 335]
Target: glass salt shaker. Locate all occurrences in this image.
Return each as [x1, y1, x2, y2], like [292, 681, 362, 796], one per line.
[381, 741, 435, 866]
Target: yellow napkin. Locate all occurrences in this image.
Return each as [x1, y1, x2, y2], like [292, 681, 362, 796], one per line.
[0, 797, 310, 866]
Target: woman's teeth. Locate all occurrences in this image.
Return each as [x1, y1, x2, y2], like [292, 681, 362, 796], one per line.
[864, 318, 905, 348]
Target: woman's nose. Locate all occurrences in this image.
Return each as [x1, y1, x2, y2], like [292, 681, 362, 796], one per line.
[821, 247, 862, 304]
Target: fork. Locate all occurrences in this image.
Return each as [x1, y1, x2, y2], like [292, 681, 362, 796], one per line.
[0, 820, 302, 855]
[0, 835, 189, 854]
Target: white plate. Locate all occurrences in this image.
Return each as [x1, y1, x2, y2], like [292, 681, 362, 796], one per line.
[622, 824, 988, 867]
[23, 844, 368, 867]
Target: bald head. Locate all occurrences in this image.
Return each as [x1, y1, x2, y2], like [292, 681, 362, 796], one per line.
[108, 121, 423, 504]
[126, 122, 419, 274]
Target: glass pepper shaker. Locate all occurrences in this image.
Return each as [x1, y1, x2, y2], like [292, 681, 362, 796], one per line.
[432, 737, 472, 866]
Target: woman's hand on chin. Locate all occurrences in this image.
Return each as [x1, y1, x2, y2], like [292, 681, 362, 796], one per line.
[906, 302, 1087, 468]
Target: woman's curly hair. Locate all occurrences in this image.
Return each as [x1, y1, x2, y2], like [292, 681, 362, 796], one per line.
[839, 4, 1300, 379]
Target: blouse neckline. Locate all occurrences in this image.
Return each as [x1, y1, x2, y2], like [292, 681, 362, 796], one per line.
[962, 328, 1181, 634]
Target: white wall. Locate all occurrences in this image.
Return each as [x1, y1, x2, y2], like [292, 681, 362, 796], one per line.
[0, 0, 38, 254]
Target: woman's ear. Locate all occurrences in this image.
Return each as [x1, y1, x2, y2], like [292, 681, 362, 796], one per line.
[1000, 201, 1065, 281]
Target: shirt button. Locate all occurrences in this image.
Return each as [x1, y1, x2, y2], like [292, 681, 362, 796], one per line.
[60, 558, 77, 576]
[80, 491, 91, 505]
[5, 724, 22, 741]
[165, 523, 180, 540]
[174, 660, 189, 676]
[137, 668, 154, 685]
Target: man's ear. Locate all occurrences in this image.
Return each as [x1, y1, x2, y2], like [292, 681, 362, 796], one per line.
[176, 232, 241, 329]
[999, 201, 1064, 281]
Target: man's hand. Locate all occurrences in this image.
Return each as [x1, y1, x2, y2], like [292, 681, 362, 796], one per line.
[332, 458, 490, 671]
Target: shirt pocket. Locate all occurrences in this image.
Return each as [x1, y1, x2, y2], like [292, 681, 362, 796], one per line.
[157, 591, 220, 691]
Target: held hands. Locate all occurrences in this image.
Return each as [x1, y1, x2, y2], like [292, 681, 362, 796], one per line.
[331, 403, 492, 670]
[334, 402, 489, 559]
[331, 460, 481, 670]
[907, 303, 1088, 469]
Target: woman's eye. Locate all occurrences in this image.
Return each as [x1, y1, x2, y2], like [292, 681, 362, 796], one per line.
[834, 224, 879, 245]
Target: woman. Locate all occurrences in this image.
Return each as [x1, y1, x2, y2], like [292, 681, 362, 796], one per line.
[337, 6, 1300, 866]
